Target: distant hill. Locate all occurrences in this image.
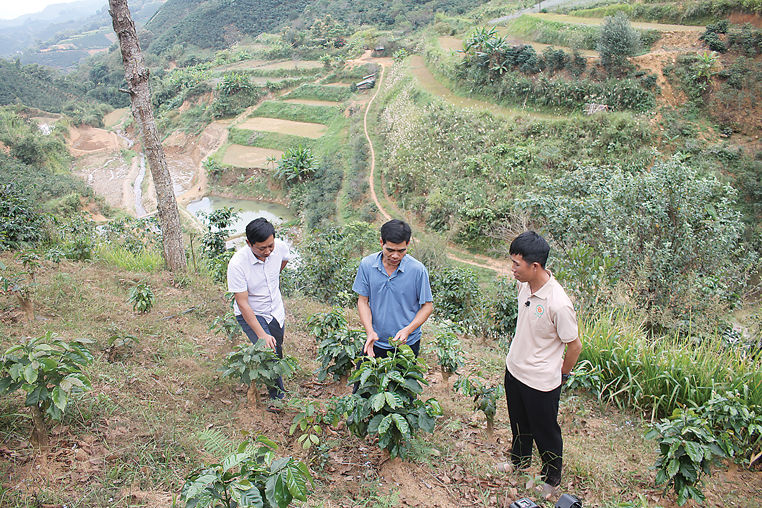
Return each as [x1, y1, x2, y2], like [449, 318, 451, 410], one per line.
[0, 59, 78, 112]
[1, 0, 163, 69]
[145, 0, 311, 54]
[301, 0, 488, 29]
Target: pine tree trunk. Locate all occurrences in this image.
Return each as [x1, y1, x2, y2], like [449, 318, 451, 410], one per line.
[108, 0, 187, 272]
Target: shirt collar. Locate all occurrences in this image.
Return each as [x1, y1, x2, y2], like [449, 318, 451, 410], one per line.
[533, 270, 555, 299]
[247, 247, 266, 265]
[371, 251, 408, 273]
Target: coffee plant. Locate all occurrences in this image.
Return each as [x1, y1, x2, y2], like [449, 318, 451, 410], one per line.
[289, 400, 324, 453]
[645, 408, 729, 505]
[0, 332, 93, 447]
[128, 280, 155, 313]
[346, 344, 442, 459]
[220, 342, 296, 406]
[180, 434, 311, 508]
[432, 321, 465, 382]
[454, 374, 504, 438]
[309, 309, 365, 384]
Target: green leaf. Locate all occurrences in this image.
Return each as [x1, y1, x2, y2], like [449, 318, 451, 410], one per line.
[24, 363, 38, 384]
[371, 392, 386, 412]
[182, 473, 219, 501]
[666, 457, 680, 478]
[233, 483, 264, 508]
[378, 414, 393, 436]
[391, 413, 411, 438]
[51, 386, 68, 411]
[385, 391, 402, 409]
[285, 463, 309, 501]
[222, 452, 251, 472]
[683, 441, 703, 464]
[266, 472, 293, 508]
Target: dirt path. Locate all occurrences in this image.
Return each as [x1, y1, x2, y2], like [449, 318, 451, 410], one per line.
[362, 63, 392, 222]
[355, 54, 505, 273]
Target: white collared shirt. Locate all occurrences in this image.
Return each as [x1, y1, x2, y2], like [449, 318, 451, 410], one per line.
[227, 238, 291, 326]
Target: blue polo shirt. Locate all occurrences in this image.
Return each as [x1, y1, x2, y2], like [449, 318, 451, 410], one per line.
[352, 252, 433, 349]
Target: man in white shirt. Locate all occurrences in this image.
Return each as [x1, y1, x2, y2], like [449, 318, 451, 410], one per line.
[227, 218, 291, 405]
[498, 231, 582, 497]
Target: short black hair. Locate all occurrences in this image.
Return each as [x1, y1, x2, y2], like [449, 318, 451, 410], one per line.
[509, 231, 550, 268]
[380, 219, 412, 244]
[246, 218, 275, 244]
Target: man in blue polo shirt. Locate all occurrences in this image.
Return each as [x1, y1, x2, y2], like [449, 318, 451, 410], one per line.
[352, 219, 433, 358]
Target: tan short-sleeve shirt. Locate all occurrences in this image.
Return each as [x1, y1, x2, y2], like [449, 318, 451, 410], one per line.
[505, 274, 578, 392]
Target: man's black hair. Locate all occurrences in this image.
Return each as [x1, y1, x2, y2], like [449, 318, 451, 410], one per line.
[509, 231, 550, 268]
[380, 219, 412, 244]
[246, 217, 276, 244]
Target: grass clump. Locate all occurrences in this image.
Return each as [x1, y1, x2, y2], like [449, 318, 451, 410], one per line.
[572, 313, 762, 420]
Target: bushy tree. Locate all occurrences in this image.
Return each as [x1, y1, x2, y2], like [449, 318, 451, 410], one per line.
[597, 13, 641, 71]
[523, 157, 754, 331]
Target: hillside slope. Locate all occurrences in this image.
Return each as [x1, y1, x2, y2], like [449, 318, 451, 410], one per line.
[145, 0, 311, 54]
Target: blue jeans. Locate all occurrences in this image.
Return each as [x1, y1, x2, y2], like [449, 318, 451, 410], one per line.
[237, 315, 285, 400]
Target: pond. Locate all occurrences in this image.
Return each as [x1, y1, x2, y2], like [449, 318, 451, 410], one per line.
[187, 196, 295, 237]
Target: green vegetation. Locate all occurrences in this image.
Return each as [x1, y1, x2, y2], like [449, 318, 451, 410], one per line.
[646, 391, 762, 505]
[127, 281, 155, 313]
[563, 0, 762, 25]
[432, 321, 465, 381]
[180, 434, 312, 508]
[0, 332, 93, 447]
[345, 344, 443, 459]
[308, 309, 365, 383]
[597, 13, 642, 72]
[146, 0, 312, 54]
[283, 83, 352, 102]
[250, 101, 339, 125]
[453, 373, 504, 438]
[220, 342, 296, 404]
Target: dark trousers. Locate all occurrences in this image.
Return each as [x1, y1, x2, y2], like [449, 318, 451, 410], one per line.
[352, 340, 421, 393]
[504, 368, 563, 486]
[237, 315, 285, 400]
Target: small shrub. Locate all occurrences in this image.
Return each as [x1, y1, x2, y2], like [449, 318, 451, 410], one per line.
[454, 374, 504, 438]
[645, 408, 730, 505]
[309, 309, 365, 384]
[128, 281, 155, 313]
[346, 345, 443, 459]
[220, 342, 296, 407]
[0, 332, 93, 447]
[433, 321, 465, 382]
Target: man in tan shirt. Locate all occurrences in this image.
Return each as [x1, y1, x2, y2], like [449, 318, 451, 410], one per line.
[498, 231, 582, 497]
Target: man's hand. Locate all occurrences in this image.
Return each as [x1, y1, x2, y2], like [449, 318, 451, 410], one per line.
[363, 333, 378, 357]
[260, 333, 277, 351]
[393, 328, 411, 344]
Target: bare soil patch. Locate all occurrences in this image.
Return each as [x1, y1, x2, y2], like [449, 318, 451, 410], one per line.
[103, 108, 129, 128]
[222, 144, 284, 168]
[69, 126, 122, 156]
[238, 117, 328, 138]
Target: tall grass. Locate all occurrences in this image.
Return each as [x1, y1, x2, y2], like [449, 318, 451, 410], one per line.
[574, 312, 762, 420]
[96, 244, 165, 272]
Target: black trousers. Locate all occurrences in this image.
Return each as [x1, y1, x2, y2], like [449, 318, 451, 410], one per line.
[237, 315, 285, 399]
[504, 368, 563, 486]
